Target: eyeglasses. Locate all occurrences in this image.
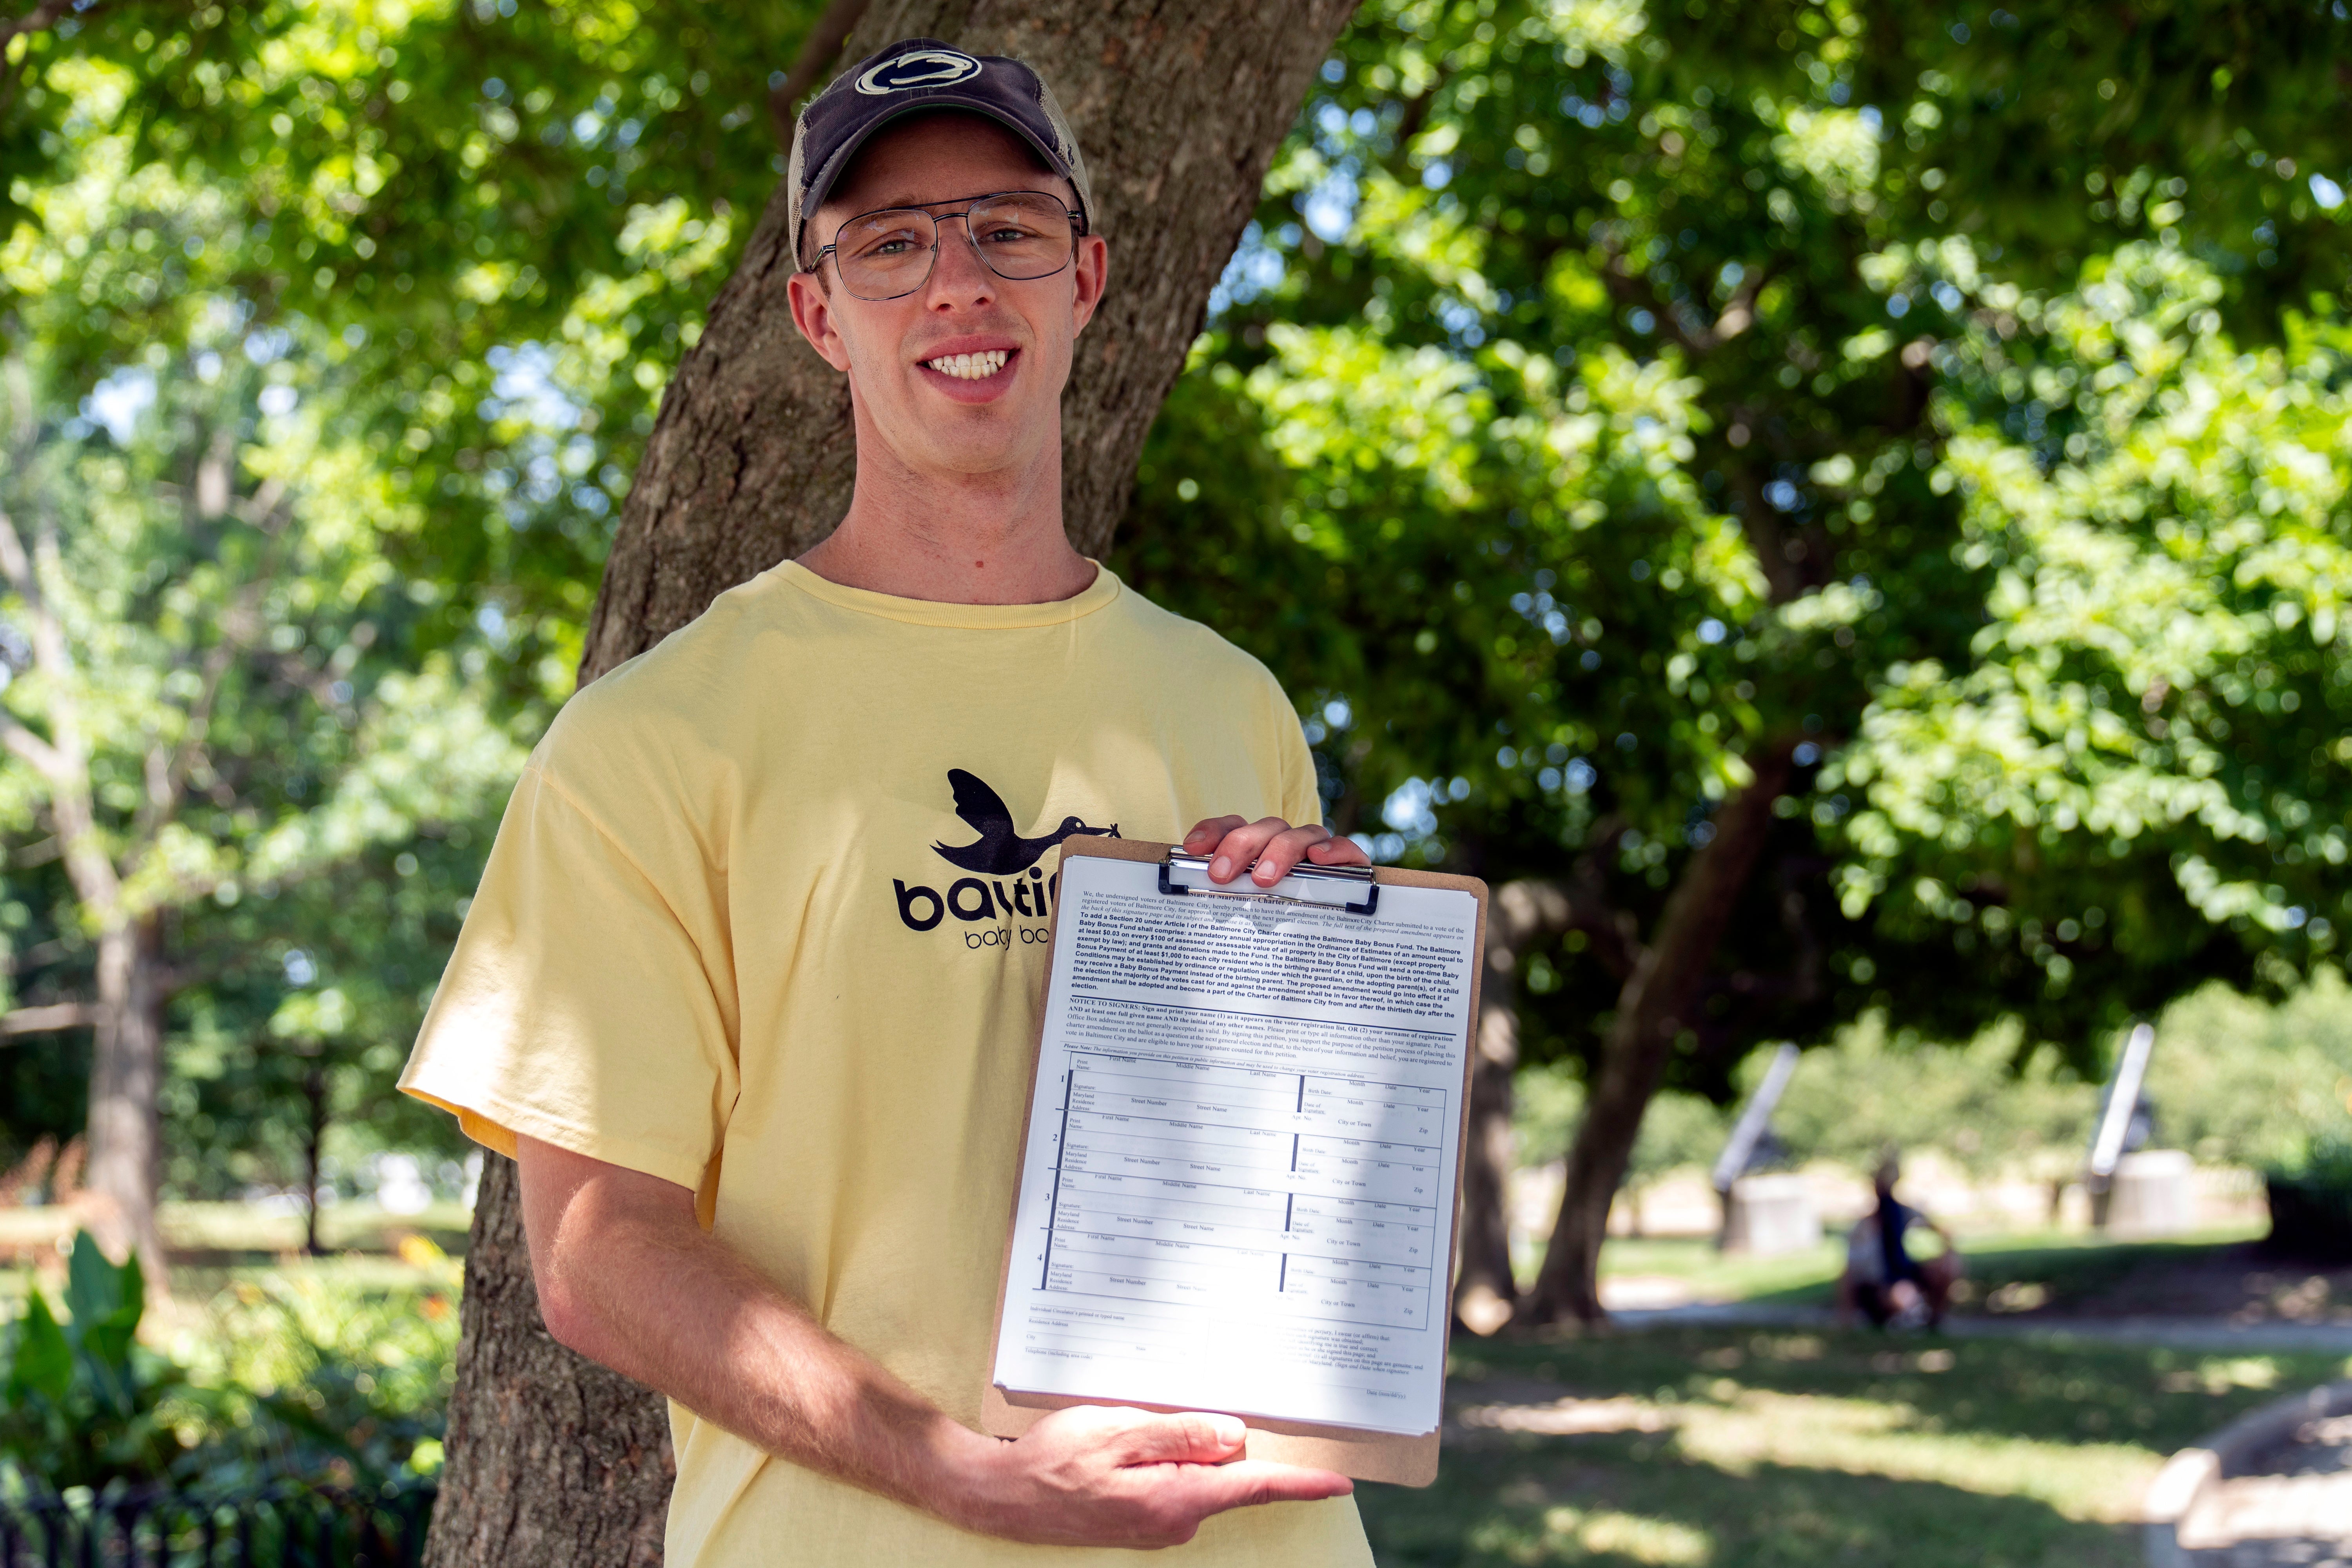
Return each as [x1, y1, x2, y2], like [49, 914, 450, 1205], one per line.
[814, 190, 1085, 301]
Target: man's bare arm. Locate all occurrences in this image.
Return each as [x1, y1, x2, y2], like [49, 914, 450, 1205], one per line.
[515, 1135, 1352, 1549]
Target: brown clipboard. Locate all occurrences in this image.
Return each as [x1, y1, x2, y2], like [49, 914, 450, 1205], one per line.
[980, 835, 1489, 1487]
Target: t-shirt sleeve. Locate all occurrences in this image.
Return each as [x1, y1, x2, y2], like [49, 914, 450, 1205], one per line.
[398, 760, 739, 1196]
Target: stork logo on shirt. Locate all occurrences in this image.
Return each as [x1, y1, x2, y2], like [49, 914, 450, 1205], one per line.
[891, 769, 1116, 943]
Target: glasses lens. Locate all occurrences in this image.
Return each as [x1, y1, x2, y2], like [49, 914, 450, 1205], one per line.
[836, 209, 937, 299]
[967, 194, 1074, 280]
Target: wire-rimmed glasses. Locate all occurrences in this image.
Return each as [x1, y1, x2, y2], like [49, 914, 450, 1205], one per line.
[814, 191, 1084, 301]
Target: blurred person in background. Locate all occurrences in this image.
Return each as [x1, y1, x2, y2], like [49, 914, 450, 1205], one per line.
[1840, 1149, 1961, 1329]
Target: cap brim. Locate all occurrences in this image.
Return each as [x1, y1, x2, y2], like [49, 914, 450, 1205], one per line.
[799, 94, 1083, 258]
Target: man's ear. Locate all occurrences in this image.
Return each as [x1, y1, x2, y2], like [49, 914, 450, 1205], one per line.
[787, 269, 853, 372]
[1068, 234, 1109, 337]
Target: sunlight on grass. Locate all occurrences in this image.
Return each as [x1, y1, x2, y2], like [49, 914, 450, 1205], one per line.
[1468, 1502, 1713, 1564]
[1671, 1387, 2160, 1523]
[1363, 1329, 2350, 1568]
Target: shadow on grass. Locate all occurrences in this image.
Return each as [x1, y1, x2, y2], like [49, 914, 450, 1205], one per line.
[1359, 1439, 2140, 1568]
[1450, 1327, 2344, 1454]
[1366, 1325, 2352, 1564]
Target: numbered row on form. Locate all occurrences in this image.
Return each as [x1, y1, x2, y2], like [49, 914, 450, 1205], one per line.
[1043, 1229, 1434, 1330]
[1049, 1169, 1440, 1267]
[1069, 1061, 1447, 1144]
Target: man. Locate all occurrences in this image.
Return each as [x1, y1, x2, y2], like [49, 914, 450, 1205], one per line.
[1838, 1150, 1960, 1329]
[400, 38, 1376, 1566]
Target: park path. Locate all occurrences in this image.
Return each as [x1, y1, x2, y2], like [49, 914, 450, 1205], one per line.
[2176, 1408, 2352, 1567]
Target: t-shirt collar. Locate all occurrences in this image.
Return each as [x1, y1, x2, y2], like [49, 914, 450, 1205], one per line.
[779, 559, 1122, 628]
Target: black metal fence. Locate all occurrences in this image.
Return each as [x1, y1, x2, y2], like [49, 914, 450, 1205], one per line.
[0, 1481, 434, 1568]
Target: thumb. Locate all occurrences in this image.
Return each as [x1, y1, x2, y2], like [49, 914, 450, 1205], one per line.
[1117, 1411, 1248, 1467]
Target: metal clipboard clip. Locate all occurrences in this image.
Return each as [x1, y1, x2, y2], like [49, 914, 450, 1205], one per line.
[1156, 851, 1381, 916]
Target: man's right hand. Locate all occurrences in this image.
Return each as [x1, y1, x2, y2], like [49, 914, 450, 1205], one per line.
[944, 1405, 1352, 1548]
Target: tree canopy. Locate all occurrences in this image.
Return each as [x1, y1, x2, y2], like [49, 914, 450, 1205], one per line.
[1122, 0, 2351, 1085]
[3, 0, 2349, 1318]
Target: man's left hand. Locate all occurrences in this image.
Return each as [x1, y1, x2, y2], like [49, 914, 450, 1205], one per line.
[1181, 816, 1370, 887]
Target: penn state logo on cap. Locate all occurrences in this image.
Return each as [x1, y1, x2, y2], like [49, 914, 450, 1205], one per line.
[854, 47, 982, 95]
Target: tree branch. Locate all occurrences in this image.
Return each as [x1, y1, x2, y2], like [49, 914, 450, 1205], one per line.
[1559, 815, 1642, 980]
[1, 354, 118, 921]
[767, 0, 871, 151]
[0, 707, 67, 780]
[0, 1000, 98, 1034]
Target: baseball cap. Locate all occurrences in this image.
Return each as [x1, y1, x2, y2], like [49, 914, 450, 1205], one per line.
[787, 38, 1095, 267]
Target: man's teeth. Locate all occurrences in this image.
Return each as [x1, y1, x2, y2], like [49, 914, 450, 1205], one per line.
[925, 350, 1009, 380]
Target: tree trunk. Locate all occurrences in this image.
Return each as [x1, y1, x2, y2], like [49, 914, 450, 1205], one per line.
[1523, 743, 1798, 1325]
[426, 1155, 675, 1564]
[83, 913, 166, 1283]
[430, 6, 1357, 1563]
[302, 1059, 328, 1258]
[1452, 879, 1571, 1336]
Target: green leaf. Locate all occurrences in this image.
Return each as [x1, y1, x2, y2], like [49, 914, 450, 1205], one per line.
[8, 1290, 73, 1402]
[63, 1229, 135, 1339]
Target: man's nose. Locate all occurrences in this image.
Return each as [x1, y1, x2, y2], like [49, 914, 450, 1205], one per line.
[924, 217, 997, 308]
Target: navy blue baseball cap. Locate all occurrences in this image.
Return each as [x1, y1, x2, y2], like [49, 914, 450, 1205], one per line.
[788, 38, 1095, 268]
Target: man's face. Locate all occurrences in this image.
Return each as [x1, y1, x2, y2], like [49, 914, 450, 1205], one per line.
[786, 115, 1109, 482]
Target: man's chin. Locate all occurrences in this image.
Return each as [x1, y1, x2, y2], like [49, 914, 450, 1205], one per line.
[898, 428, 1045, 480]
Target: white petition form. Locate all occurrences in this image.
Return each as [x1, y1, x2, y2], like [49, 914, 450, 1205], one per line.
[991, 852, 1479, 1437]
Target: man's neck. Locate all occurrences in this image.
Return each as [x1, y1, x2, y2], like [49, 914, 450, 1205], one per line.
[797, 428, 1096, 606]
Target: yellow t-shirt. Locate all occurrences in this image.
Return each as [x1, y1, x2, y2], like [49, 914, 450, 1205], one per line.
[399, 561, 1373, 1568]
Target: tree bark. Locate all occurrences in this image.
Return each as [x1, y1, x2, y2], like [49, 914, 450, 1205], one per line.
[428, 1156, 673, 1566]
[1451, 879, 1571, 1336]
[1523, 741, 1799, 1325]
[83, 913, 166, 1283]
[430, 6, 1356, 1563]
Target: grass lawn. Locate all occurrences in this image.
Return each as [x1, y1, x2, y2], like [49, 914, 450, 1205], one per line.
[1595, 1221, 2274, 1315]
[1361, 1325, 2348, 1567]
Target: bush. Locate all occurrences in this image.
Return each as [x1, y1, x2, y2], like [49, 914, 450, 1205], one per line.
[0, 1233, 201, 1497]
[2143, 969, 2352, 1171]
[1, 1232, 454, 1503]
[1769, 1015, 2097, 1184]
[2266, 1134, 2352, 1259]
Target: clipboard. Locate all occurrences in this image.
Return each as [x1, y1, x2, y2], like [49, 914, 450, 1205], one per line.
[982, 836, 1489, 1487]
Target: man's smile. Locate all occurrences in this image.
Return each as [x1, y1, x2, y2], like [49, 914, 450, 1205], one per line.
[914, 338, 1021, 401]
[925, 349, 1010, 380]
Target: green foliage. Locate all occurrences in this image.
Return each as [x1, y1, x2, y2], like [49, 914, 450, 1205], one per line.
[1826, 250, 2352, 1000]
[1770, 1016, 2097, 1183]
[0, 0, 841, 1193]
[1718, 974, 2352, 1182]
[3, 0, 824, 670]
[2143, 969, 2352, 1169]
[1515, 1064, 1725, 1187]
[0, 1232, 193, 1497]
[175, 1244, 463, 1487]
[2274, 1132, 2352, 1189]
[0, 1235, 456, 1499]
[1116, 0, 2352, 1112]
